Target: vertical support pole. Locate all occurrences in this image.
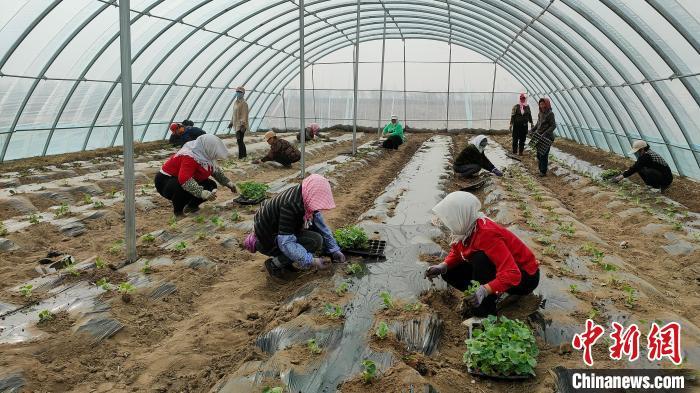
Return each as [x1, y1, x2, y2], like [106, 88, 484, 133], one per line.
[280, 89, 288, 131]
[299, 0, 306, 178]
[403, 39, 407, 128]
[311, 64, 317, 123]
[377, 11, 386, 137]
[352, 0, 360, 155]
[446, 42, 452, 132]
[488, 62, 497, 130]
[118, 0, 136, 263]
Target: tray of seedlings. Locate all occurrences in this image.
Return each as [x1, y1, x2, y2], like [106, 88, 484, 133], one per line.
[334, 225, 386, 259]
[234, 181, 269, 205]
[464, 315, 538, 380]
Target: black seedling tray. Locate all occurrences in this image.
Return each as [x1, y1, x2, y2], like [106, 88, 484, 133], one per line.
[343, 239, 386, 258]
[234, 195, 267, 205]
[466, 321, 534, 381]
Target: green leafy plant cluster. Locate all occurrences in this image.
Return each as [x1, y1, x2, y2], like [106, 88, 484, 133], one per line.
[307, 338, 322, 354]
[28, 213, 41, 225]
[463, 315, 539, 377]
[361, 359, 377, 384]
[19, 284, 33, 297]
[379, 291, 393, 309]
[323, 303, 344, 319]
[141, 233, 156, 243]
[345, 262, 363, 275]
[463, 280, 480, 297]
[54, 203, 70, 218]
[174, 241, 188, 251]
[96, 278, 110, 290]
[404, 302, 422, 312]
[38, 309, 54, 322]
[333, 226, 369, 249]
[94, 257, 106, 269]
[375, 321, 389, 340]
[335, 282, 349, 296]
[237, 181, 269, 201]
[108, 240, 124, 255]
[600, 169, 622, 181]
[118, 282, 135, 294]
[580, 243, 604, 264]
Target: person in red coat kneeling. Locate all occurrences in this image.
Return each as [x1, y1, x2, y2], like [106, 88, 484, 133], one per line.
[425, 191, 540, 317]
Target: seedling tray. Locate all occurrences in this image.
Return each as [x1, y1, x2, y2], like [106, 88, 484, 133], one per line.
[234, 195, 267, 205]
[343, 239, 386, 258]
[466, 321, 534, 381]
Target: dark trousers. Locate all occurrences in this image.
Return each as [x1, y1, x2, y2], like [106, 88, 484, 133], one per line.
[382, 135, 403, 150]
[639, 167, 672, 189]
[441, 251, 540, 317]
[536, 146, 551, 175]
[236, 127, 247, 159]
[454, 163, 481, 178]
[154, 172, 216, 215]
[257, 230, 323, 268]
[512, 125, 528, 154]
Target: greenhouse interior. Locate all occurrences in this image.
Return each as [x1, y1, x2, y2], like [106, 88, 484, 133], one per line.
[0, 1, 698, 392]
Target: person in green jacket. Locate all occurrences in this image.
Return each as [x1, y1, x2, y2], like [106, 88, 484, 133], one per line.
[382, 115, 405, 150]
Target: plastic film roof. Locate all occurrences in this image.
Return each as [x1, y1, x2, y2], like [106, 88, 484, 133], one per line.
[0, 0, 699, 179]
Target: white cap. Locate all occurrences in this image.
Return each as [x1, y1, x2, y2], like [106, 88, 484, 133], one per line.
[628, 140, 648, 154]
[391, 115, 398, 120]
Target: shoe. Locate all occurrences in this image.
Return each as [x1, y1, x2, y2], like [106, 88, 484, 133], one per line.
[264, 257, 291, 282]
[183, 205, 200, 214]
[538, 172, 547, 177]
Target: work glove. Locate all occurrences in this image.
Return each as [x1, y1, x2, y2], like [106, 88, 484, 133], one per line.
[331, 251, 346, 263]
[491, 168, 503, 177]
[312, 257, 331, 270]
[424, 262, 448, 280]
[468, 285, 490, 307]
[200, 190, 217, 201]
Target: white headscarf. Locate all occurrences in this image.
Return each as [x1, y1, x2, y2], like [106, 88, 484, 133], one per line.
[175, 134, 229, 171]
[432, 191, 486, 245]
[471, 135, 488, 153]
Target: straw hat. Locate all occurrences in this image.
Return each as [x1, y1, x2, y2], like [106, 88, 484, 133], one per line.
[264, 131, 276, 141]
[628, 140, 648, 154]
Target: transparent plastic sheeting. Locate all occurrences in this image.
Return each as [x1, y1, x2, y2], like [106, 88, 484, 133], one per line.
[0, 1, 698, 179]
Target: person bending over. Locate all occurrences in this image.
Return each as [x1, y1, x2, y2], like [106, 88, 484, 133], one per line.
[243, 174, 346, 281]
[382, 115, 405, 150]
[453, 135, 503, 178]
[425, 191, 540, 317]
[155, 134, 236, 216]
[255, 131, 301, 167]
[169, 121, 206, 147]
[612, 140, 673, 190]
[297, 122, 322, 141]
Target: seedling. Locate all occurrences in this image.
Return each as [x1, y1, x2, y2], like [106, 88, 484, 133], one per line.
[522, 208, 532, 219]
[38, 310, 54, 322]
[404, 302, 422, 312]
[0, 223, 7, 236]
[108, 240, 124, 255]
[92, 200, 105, 209]
[532, 193, 543, 202]
[569, 284, 578, 294]
[375, 321, 389, 340]
[54, 203, 70, 218]
[210, 216, 225, 228]
[379, 291, 393, 309]
[588, 307, 599, 320]
[463, 315, 538, 377]
[174, 241, 188, 251]
[557, 222, 575, 237]
[535, 236, 551, 246]
[345, 262, 363, 275]
[94, 257, 106, 269]
[168, 216, 177, 229]
[335, 282, 349, 296]
[526, 220, 541, 232]
[622, 285, 637, 307]
[28, 213, 40, 224]
[141, 260, 152, 274]
[83, 194, 93, 205]
[141, 233, 156, 243]
[195, 215, 206, 224]
[463, 280, 480, 297]
[236, 181, 269, 201]
[671, 221, 683, 231]
[334, 226, 369, 249]
[601, 263, 617, 272]
[361, 359, 377, 384]
[19, 284, 33, 298]
[96, 278, 110, 290]
[307, 338, 322, 354]
[580, 243, 604, 264]
[543, 244, 557, 257]
[600, 169, 622, 181]
[196, 231, 207, 241]
[230, 211, 240, 222]
[323, 303, 344, 319]
[64, 259, 80, 276]
[262, 387, 283, 393]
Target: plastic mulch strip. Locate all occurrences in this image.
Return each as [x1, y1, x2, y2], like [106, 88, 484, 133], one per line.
[233, 195, 267, 205]
[342, 239, 386, 259]
[466, 321, 533, 381]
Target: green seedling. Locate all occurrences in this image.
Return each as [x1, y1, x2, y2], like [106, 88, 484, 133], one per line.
[622, 285, 637, 307]
[361, 359, 378, 384]
[54, 203, 70, 218]
[92, 200, 105, 209]
[196, 231, 207, 241]
[532, 193, 543, 202]
[262, 388, 283, 393]
[526, 220, 541, 232]
[19, 284, 33, 298]
[346, 262, 363, 275]
[543, 244, 557, 257]
[168, 216, 177, 229]
[376, 321, 390, 340]
[334, 226, 369, 249]
[195, 215, 206, 224]
[463, 280, 480, 297]
[94, 257, 106, 269]
[600, 169, 622, 181]
[671, 221, 683, 231]
[535, 236, 551, 246]
[117, 282, 135, 294]
[569, 284, 578, 294]
[307, 339, 322, 354]
[83, 194, 93, 205]
[522, 208, 532, 219]
[601, 263, 617, 272]
[379, 291, 393, 309]
[210, 216, 225, 228]
[548, 212, 562, 224]
[0, 222, 7, 236]
[141, 260, 152, 274]
[557, 222, 575, 237]
[28, 213, 40, 224]
[323, 303, 344, 319]
[335, 282, 349, 296]
[404, 302, 422, 312]
[109, 189, 118, 198]
[230, 211, 240, 222]
[587, 307, 599, 320]
[38, 310, 54, 322]
[174, 241, 188, 251]
[580, 243, 604, 264]
[236, 181, 269, 201]
[96, 278, 110, 290]
[141, 233, 156, 243]
[463, 315, 538, 377]
[108, 240, 124, 255]
[64, 259, 80, 276]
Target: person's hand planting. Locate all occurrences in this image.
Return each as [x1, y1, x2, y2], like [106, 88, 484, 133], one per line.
[424, 262, 448, 280]
[331, 251, 346, 263]
[312, 257, 331, 270]
[468, 285, 490, 307]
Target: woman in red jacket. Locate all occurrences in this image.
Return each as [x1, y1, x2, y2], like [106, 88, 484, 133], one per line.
[154, 134, 236, 216]
[425, 191, 540, 317]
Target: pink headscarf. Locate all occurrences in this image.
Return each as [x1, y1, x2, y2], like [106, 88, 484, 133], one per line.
[518, 93, 527, 115]
[301, 174, 336, 222]
[309, 123, 321, 136]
